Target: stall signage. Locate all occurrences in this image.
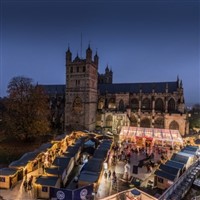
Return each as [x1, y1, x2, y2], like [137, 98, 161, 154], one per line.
[73, 184, 93, 200]
[50, 187, 72, 200]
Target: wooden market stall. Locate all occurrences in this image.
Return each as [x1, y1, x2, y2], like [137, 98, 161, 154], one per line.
[78, 157, 104, 191]
[51, 156, 74, 185]
[9, 151, 41, 178]
[34, 175, 60, 199]
[0, 168, 18, 189]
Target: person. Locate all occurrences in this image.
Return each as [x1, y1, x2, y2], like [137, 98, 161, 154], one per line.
[112, 170, 116, 178]
[28, 176, 33, 190]
[42, 164, 45, 174]
[23, 179, 28, 192]
[104, 171, 107, 179]
[74, 176, 78, 182]
[24, 169, 27, 176]
[112, 175, 117, 189]
[108, 170, 111, 179]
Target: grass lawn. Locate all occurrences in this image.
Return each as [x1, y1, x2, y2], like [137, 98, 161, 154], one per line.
[0, 133, 54, 167]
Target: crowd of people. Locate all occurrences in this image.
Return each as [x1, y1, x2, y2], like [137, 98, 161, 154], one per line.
[104, 170, 117, 189]
[23, 175, 33, 192]
[104, 139, 175, 183]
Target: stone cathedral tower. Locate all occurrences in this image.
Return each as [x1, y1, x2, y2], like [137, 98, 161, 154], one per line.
[65, 45, 99, 131]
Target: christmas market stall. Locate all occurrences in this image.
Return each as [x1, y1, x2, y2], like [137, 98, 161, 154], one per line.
[49, 156, 74, 185]
[119, 126, 184, 148]
[9, 151, 40, 179]
[0, 168, 18, 189]
[34, 175, 60, 199]
[78, 157, 104, 190]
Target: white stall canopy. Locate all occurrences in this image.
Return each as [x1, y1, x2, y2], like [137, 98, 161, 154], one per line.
[119, 126, 183, 147]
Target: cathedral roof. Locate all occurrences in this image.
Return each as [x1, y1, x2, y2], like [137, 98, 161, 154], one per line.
[40, 81, 178, 96]
[41, 84, 65, 95]
[98, 81, 177, 94]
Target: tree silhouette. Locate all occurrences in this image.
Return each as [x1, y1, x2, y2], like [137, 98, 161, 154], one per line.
[4, 76, 51, 141]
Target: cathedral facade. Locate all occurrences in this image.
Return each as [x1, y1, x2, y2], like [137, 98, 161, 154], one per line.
[43, 46, 189, 135]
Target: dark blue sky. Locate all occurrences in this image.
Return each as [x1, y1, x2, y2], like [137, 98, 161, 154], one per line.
[0, 0, 199, 105]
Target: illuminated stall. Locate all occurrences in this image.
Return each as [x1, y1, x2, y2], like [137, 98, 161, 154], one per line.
[50, 156, 74, 185]
[34, 176, 60, 199]
[9, 151, 40, 176]
[119, 126, 183, 148]
[78, 158, 104, 191]
[0, 168, 18, 189]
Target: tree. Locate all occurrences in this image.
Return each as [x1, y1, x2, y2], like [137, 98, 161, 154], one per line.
[0, 97, 6, 133]
[189, 104, 200, 130]
[4, 76, 51, 141]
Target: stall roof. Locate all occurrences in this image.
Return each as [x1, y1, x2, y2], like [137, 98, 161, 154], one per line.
[0, 168, 18, 176]
[63, 152, 76, 158]
[35, 176, 59, 187]
[76, 136, 87, 144]
[83, 146, 96, 155]
[38, 142, 53, 152]
[102, 139, 112, 142]
[9, 151, 39, 168]
[79, 171, 99, 183]
[54, 133, 66, 141]
[159, 164, 180, 176]
[171, 153, 189, 164]
[155, 170, 176, 181]
[98, 140, 112, 149]
[93, 149, 108, 159]
[73, 142, 83, 149]
[84, 140, 95, 147]
[101, 140, 112, 145]
[165, 160, 185, 169]
[184, 146, 199, 152]
[53, 157, 72, 167]
[66, 146, 80, 154]
[181, 149, 196, 156]
[82, 158, 103, 173]
[177, 152, 194, 158]
[45, 166, 65, 176]
[98, 144, 111, 150]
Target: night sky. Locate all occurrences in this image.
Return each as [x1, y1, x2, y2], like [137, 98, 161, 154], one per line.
[0, 0, 199, 105]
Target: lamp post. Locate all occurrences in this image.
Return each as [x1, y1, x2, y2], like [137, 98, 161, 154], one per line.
[101, 120, 104, 138]
[126, 107, 131, 126]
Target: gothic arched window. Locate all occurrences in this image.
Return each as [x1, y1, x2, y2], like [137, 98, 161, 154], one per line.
[169, 120, 179, 130]
[142, 98, 151, 110]
[98, 98, 104, 110]
[119, 99, 125, 111]
[154, 117, 164, 128]
[140, 118, 151, 128]
[155, 98, 164, 111]
[168, 98, 176, 112]
[130, 98, 139, 111]
[130, 115, 137, 126]
[108, 98, 116, 109]
[106, 115, 113, 127]
[73, 97, 83, 113]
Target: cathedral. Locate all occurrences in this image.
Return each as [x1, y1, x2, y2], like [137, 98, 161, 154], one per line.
[42, 46, 189, 135]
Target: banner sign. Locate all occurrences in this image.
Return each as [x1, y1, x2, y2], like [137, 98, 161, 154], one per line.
[50, 187, 73, 200]
[73, 184, 94, 200]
